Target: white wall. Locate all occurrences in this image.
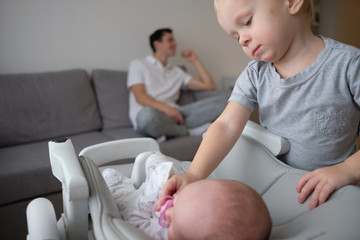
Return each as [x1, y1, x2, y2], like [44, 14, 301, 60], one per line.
[0, 0, 250, 88]
[319, 0, 360, 49]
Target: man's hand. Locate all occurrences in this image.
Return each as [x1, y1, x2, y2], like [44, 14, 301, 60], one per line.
[181, 50, 216, 91]
[296, 162, 358, 210]
[181, 50, 198, 62]
[162, 105, 184, 125]
[130, 84, 184, 124]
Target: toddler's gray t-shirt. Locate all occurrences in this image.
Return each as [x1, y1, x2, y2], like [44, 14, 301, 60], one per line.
[230, 37, 360, 171]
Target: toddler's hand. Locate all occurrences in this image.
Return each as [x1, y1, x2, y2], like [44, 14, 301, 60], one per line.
[296, 162, 358, 210]
[157, 173, 197, 211]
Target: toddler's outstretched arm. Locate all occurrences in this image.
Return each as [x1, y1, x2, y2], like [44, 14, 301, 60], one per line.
[159, 102, 251, 209]
[297, 150, 360, 210]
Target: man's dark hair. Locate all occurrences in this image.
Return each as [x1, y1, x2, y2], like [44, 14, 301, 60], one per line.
[149, 28, 173, 53]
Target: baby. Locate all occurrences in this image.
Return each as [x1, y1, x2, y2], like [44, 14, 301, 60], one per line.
[165, 178, 271, 240]
[103, 152, 271, 240]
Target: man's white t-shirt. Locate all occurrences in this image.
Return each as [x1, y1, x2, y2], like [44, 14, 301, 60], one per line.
[127, 55, 192, 129]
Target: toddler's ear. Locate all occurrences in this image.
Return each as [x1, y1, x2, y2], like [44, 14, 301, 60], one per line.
[287, 0, 304, 15]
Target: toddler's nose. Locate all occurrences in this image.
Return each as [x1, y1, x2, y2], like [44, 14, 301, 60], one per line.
[240, 34, 251, 46]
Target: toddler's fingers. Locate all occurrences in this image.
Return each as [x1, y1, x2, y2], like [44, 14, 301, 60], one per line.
[317, 182, 333, 206]
[158, 178, 177, 210]
[296, 171, 313, 192]
[308, 181, 324, 210]
[297, 175, 319, 204]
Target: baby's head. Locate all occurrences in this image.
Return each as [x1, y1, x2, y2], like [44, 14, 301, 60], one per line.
[214, 0, 314, 62]
[165, 179, 271, 240]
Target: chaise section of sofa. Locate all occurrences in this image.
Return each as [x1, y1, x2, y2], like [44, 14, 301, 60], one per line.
[0, 68, 231, 239]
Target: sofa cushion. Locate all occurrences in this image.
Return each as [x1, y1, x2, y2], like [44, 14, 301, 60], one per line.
[0, 131, 113, 206]
[92, 69, 132, 129]
[0, 140, 61, 206]
[101, 127, 201, 161]
[159, 136, 202, 161]
[101, 128, 143, 140]
[0, 69, 102, 147]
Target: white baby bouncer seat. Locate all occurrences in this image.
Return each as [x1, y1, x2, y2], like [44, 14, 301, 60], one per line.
[26, 121, 360, 240]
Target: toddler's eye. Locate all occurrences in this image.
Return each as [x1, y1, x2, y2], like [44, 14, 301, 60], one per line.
[245, 17, 253, 26]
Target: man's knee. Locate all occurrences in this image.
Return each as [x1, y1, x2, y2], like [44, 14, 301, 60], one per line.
[136, 107, 167, 137]
[136, 107, 187, 138]
[137, 107, 162, 128]
[138, 107, 160, 120]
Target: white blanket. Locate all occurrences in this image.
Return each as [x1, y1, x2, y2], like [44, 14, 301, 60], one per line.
[102, 152, 189, 240]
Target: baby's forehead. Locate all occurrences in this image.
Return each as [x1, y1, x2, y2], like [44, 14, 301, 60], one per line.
[184, 179, 219, 191]
[179, 180, 233, 200]
[175, 181, 215, 201]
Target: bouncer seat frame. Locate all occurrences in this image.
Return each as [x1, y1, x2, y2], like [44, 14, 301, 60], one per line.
[26, 121, 360, 240]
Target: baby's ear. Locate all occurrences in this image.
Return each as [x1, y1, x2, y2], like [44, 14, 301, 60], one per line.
[287, 0, 304, 15]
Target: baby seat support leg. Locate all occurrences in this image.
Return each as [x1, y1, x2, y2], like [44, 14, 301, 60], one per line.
[49, 138, 89, 240]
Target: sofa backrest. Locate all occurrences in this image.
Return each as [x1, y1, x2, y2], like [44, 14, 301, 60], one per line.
[91, 69, 199, 130]
[0, 69, 102, 147]
[91, 69, 132, 129]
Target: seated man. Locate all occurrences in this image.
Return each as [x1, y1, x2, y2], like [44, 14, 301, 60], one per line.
[127, 28, 227, 141]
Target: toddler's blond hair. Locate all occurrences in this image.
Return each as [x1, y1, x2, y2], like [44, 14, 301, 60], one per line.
[214, 0, 314, 22]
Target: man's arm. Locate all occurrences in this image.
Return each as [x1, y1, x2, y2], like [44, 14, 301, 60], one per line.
[130, 84, 183, 124]
[181, 50, 216, 91]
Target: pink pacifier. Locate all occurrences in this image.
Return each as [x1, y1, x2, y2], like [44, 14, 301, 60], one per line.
[153, 195, 174, 228]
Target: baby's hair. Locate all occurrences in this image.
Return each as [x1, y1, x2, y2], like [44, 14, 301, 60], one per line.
[187, 179, 271, 240]
[213, 180, 271, 240]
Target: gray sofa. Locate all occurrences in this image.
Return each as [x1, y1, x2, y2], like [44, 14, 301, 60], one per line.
[0, 69, 231, 240]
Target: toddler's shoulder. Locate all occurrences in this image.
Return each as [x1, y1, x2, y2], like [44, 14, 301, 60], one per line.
[325, 37, 360, 57]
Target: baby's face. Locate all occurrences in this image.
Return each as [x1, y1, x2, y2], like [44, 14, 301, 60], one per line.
[215, 0, 298, 63]
[165, 193, 193, 240]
